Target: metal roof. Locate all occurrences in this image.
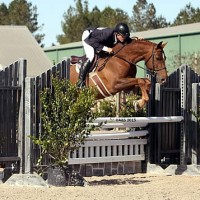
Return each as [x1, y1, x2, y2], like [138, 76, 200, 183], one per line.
[0, 25, 53, 77]
[44, 41, 83, 51]
[44, 22, 200, 51]
[130, 22, 200, 39]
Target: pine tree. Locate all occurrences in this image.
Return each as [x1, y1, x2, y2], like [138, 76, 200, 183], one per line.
[0, 0, 44, 45]
[131, 0, 169, 31]
[57, 0, 130, 44]
[0, 3, 9, 24]
[172, 3, 200, 26]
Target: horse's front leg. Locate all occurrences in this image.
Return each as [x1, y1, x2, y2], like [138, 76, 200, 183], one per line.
[114, 77, 151, 110]
[135, 78, 151, 109]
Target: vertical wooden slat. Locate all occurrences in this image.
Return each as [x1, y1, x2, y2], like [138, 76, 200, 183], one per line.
[0, 88, 3, 156]
[33, 76, 40, 165]
[7, 65, 12, 156]
[198, 84, 200, 164]
[12, 63, 19, 157]
[1, 69, 6, 156]
[46, 69, 51, 88]
[66, 59, 71, 80]
[24, 77, 33, 173]
[18, 58, 27, 173]
[31, 78, 37, 165]
[56, 62, 62, 78]
[4, 67, 9, 156]
[191, 83, 198, 165]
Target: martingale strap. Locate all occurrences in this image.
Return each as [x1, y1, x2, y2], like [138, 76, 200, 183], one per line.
[90, 72, 112, 98]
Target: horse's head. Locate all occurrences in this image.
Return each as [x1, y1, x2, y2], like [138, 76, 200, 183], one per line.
[112, 39, 167, 84]
[145, 41, 167, 84]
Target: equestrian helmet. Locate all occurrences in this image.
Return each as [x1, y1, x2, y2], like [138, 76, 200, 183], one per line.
[115, 23, 130, 37]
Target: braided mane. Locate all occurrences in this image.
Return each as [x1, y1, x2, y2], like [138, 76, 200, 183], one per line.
[131, 38, 155, 46]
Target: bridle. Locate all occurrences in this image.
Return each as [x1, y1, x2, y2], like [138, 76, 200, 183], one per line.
[144, 45, 167, 76]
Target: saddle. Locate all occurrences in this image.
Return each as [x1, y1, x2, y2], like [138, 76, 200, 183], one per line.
[71, 55, 87, 64]
[71, 54, 99, 73]
[71, 54, 113, 97]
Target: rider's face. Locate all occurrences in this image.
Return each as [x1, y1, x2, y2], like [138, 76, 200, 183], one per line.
[116, 33, 126, 43]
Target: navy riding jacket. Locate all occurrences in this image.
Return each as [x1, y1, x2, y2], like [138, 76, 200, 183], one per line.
[84, 28, 116, 52]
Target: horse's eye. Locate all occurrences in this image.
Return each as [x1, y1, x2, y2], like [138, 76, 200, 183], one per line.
[156, 56, 161, 60]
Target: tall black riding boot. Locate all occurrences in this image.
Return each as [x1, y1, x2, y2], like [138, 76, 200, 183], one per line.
[77, 60, 91, 88]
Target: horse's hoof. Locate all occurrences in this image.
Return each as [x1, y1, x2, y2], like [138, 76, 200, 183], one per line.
[133, 100, 140, 112]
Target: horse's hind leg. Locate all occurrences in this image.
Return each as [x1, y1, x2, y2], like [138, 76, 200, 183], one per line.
[135, 78, 151, 110]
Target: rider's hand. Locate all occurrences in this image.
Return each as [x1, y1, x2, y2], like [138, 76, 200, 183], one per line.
[135, 36, 143, 40]
[107, 48, 113, 54]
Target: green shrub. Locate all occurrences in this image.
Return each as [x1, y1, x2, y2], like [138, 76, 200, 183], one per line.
[30, 76, 96, 167]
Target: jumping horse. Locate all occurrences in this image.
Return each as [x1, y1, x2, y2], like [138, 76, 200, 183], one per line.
[70, 38, 167, 110]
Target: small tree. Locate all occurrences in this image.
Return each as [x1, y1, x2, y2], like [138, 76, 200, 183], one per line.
[30, 76, 96, 167]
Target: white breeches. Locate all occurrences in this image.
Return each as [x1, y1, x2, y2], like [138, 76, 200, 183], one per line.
[82, 30, 94, 62]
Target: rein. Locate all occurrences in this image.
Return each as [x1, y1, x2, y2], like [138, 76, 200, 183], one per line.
[113, 43, 166, 77]
[113, 47, 155, 76]
[114, 54, 152, 75]
[98, 44, 127, 71]
[98, 40, 166, 77]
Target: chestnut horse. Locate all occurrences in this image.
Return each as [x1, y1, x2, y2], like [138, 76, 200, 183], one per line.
[70, 39, 167, 109]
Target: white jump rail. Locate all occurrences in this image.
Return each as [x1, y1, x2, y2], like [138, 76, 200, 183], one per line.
[92, 116, 184, 128]
[68, 116, 184, 165]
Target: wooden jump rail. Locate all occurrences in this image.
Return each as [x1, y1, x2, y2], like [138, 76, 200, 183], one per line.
[68, 116, 184, 165]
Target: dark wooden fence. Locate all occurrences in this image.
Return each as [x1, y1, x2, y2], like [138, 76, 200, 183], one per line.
[191, 82, 200, 164]
[24, 63, 200, 173]
[24, 59, 70, 173]
[1, 58, 200, 174]
[148, 65, 200, 167]
[0, 59, 26, 173]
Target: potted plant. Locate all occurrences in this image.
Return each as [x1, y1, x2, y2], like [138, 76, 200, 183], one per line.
[30, 75, 96, 186]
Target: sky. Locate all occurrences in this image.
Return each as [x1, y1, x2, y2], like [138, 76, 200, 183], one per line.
[2, 0, 200, 47]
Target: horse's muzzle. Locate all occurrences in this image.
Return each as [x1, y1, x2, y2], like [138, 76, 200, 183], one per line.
[156, 76, 166, 84]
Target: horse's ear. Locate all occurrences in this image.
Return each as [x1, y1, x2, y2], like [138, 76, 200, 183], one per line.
[162, 42, 167, 48]
[157, 41, 167, 49]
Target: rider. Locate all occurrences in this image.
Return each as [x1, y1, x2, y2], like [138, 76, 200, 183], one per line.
[77, 22, 131, 88]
